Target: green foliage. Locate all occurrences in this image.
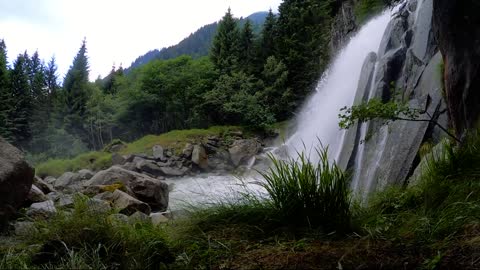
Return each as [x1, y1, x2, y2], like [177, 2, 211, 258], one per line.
[354, 0, 385, 25]
[26, 195, 174, 269]
[260, 146, 352, 231]
[210, 8, 240, 74]
[35, 151, 111, 177]
[357, 131, 480, 244]
[338, 98, 420, 129]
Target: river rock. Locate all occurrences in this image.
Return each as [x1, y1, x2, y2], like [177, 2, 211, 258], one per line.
[152, 145, 165, 160]
[228, 139, 261, 167]
[78, 169, 94, 180]
[128, 211, 150, 224]
[97, 189, 151, 215]
[112, 153, 126, 166]
[159, 166, 189, 177]
[26, 200, 57, 219]
[136, 159, 164, 176]
[54, 172, 82, 190]
[192, 145, 208, 170]
[27, 185, 48, 204]
[181, 143, 194, 158]
[150, 213, 169, 226]
[44, 176, 56, 184]
[33, 176, 54, 194]
[86, 166, 169, 211]
[0, 137, 34, 227]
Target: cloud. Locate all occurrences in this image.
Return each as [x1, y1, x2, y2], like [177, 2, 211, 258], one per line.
[0, 0, 282, 80]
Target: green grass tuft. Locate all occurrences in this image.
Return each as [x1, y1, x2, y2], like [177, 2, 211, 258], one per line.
[35, 151, 112, 178]
[354, 0, 385, 25]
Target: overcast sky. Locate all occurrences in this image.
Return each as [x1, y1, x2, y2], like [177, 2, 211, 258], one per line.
[0, 0, 282, 81]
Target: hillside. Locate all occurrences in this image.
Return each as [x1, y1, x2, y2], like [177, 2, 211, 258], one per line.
[125, 11, 268, 73]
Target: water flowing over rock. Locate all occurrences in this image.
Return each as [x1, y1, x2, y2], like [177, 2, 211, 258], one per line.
[0, 137, 34, 227]
[228, 139, 261, 167]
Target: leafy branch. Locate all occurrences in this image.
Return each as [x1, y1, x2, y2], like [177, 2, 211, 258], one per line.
[338, 98, 461, 143]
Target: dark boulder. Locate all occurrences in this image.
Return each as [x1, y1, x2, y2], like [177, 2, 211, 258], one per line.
[0, 137, 34, 228]
[433, 0, 480, 137]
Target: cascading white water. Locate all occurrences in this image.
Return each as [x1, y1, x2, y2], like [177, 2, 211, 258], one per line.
[283, 11, 392, 162]
[165, 10, 396, 210]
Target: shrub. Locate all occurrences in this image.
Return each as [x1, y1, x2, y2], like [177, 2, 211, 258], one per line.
[260, 146, 352, 231]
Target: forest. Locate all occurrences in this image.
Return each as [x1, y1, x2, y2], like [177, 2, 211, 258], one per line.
[0, 0, 334, 164]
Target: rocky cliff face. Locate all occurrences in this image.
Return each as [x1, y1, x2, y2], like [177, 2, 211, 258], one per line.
[432, 0, 480, 138]
[330, 0, 358, 52]
[339, 0, 449, 195]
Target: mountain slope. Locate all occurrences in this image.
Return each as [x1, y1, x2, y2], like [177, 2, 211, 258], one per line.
[125, 12, 268, 73]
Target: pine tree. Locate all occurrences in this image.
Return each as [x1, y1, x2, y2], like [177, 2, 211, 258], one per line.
[10, 53, 33, 147]
[210, 8, 240, 74]
[259, 9, 277, 62]
[0, 39, 14, 141]
[63, 39, 90, 142]
[45, 56, 59, 96]
[239, 19, 255, 74]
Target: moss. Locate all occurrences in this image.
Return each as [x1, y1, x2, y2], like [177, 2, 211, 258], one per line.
[354, 0, 385, 25]
[100, 182, 127, 193]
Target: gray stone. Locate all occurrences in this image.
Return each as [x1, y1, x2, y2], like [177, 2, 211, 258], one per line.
[86, 198, 112, 213]
[191, 145, 208, 170]
[86, 166, 169, 211]
[159, 166, 189, 177]
[112, 153, 126, 166]
[98, 190, 151, 215]
[78, 169, 94, 180]
[181, 143, 194, 158]
[54, 172, 81, 190]
[150, 213, 169, 226]
[408, 141, 447, 187]
[152, 145, 165, 160]
[330, 0, 357, 52]
[108, 213, 129, 225]
[121, 162, 137, 172]
[128, 211, 150, 224]
[57, 194, 74, 208]
[27, 185, 48, 203]
[0, 137, 34, 226]
[44, 176, 56, 184]
[378, 14, 409, 58]
[26, 200, 57, 219]
[13, 221, 37, 236]
[228, 139, 261, 167]
[136, 159, 164, 177]
[411, 0, 434, 62]
[338, 52, 377, 171]
[33, 176, 54, 194]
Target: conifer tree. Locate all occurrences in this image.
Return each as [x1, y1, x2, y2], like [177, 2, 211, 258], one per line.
[10, 53, 33, 147]
[0, 39, 14, 141]
[210, 8, 240, 74]
[63, 39, 90, 142]
[259, 9, 277, 62]
[239, 19, 255, 73]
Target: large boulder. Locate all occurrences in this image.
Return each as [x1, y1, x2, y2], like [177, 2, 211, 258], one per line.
[96, 189, 151, 215]
[191, 145, 208, 170]
[0, 137, 34, 227]
[86, 166, 169, 211]
[228, 139, 262, 167]
[77, 169, 94, 180]
[433, 0, 480, 137]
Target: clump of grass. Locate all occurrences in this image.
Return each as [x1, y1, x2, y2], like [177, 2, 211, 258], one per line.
[260, 146, 352, 231]
[35, 151, 112, 178]
[21, 195, 174, 269]
[121, 126, 243, 155]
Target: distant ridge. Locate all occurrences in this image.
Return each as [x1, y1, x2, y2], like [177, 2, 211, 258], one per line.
[125, 11, 269, 73]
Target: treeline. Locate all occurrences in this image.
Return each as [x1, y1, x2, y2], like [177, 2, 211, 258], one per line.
[0, 0, 338, 162]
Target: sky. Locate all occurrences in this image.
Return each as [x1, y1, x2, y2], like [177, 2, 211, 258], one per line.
[0, 0, 282, 81]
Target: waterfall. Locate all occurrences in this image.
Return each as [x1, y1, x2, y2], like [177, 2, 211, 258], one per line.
[283, 11, 392, 162]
